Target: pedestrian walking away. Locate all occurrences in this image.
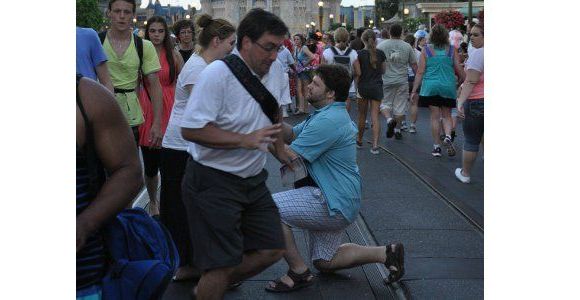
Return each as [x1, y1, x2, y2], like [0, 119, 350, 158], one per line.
[377, 24, 418, 141]
[138, 16, 184, 217]
[353, 29, 387, 154]
[455, 24, 484, 183]
[411, 24, 465, 157]
[179, 8, 291, 300]
[322, 27, 359, 113]
[267, 65, 405, 293]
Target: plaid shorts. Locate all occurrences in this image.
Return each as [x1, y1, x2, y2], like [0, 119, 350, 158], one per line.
[272, 187, 351, 261]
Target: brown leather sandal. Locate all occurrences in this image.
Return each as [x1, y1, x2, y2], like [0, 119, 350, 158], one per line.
[265, 268, 315, 293]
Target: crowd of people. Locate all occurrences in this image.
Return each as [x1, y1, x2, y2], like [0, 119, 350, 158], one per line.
[76, 0, 484, 299]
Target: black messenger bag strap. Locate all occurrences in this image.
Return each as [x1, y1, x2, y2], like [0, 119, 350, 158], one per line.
[221, 54, 280, 124]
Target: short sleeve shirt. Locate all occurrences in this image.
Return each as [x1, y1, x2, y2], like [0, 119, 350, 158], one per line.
[103, 35, 161, 126]
[180, 49, 286, 178]
[76, 27, 108, 80]
[322, 47, 358, 93]
[357, 49, 387, 87]
[465, 47, 484, 99]
[276, 47, 295, 73]
[162, 54, 208, 151]
[377, 39, 417, 85]
[290, 102, 362, 223]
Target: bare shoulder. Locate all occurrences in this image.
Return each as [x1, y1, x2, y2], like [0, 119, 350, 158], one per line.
[77, 77, 120, 121]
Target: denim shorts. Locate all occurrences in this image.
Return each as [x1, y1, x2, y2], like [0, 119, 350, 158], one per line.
[462, 99, 484, 152]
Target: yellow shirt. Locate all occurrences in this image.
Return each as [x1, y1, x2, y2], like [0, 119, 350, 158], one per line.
[103, 34, 161, 126]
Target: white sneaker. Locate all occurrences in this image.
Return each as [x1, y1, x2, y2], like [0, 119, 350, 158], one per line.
[409, 124, 416, 133]
[455, 168, 471, 183]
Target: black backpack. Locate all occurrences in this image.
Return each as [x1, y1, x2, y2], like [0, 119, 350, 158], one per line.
[330, 46, 353, 77]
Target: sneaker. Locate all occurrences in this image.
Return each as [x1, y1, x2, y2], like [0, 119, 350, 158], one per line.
[443, 137, 456, 157]
[394, 131, 403, 140]
[370, 147, 380, 155]
[386, 119, 397, 138]
[432, 147, 442, 157]
[409, 124, 416, 133]
[282, 109, 289, 118]
[356, 140, 363, 149]
[455, 168, 471, 183]
[400, 122, 408, 131]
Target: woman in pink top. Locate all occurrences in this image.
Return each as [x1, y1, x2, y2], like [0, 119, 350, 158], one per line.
[455, 24, 484, 184]
[138, 16, 184, 215]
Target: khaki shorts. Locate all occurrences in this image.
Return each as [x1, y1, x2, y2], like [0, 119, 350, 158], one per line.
[380, 83, 409, 116]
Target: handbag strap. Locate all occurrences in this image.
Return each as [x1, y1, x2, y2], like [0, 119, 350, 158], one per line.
[221, 54, 280, 124]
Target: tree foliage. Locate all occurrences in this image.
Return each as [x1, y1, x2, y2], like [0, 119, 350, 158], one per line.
[403, 17, 427, 33]
[375, 0, 399, 22]
[77, 0, 105, 30]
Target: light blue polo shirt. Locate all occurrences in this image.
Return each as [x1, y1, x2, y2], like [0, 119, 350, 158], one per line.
[290, 102, 362, 223]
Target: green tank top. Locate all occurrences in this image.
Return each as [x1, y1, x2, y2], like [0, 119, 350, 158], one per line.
[419, 45, 457, 100]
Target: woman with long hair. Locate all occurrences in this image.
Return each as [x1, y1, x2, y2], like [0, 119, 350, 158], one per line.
[411, 24, 464, 158]
[455, 24, 484, 183]
[293, 33, 317, 113]
[138, 16, 184, 216]
[353, 29, 387, 154]
[173, 19, 195, 62]
[160, 13, 236, 281]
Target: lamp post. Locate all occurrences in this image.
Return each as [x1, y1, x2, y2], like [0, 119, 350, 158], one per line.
[369, 19, 373, 28]
[329, 14, 334, 29]
[306, 24, 310, 34]
[186, 14, 190, 20]
[318, 1, 324, 32]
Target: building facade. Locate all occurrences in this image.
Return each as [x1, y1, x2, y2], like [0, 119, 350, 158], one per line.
[200, 0, 341, 34]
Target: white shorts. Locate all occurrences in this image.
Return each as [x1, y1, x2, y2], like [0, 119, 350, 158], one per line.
[272, 187, 350, 261]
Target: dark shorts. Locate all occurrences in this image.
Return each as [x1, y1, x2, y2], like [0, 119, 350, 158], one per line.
[181, 158, 285, 271]
[419, 95, 456, 108]
[358, 82, 383, 100]
[141, 146, 161, 178]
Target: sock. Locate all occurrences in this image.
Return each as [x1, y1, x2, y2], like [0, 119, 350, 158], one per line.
[387, 117, 393, 124]
[395, 128, 401, 133]
[434, 144, 440, 149]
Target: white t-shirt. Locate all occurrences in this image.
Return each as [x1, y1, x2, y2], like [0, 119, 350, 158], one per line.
[322, 46, 358, 93]
[162, 54, 208, 151]
[276, 46, 295, 73]
[180, 49, 286, 178]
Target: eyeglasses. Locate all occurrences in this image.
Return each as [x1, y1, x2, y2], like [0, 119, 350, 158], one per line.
[253, 41, 284, 53]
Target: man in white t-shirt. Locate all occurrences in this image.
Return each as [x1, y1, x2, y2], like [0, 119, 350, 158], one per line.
[179, 9, 289, 299]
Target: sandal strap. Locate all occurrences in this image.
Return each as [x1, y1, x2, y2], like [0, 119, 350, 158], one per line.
[287, 268, 312, 284]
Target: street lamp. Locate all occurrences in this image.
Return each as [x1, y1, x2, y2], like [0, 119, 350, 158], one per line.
[144, 20, 147, 26]
[318, 1, 324, 31]
[369, 19, 373, 28]
[329, 14, 334, 29]
[404, 8, 410, 15]
[381, 17, 385, 22]
[186, 14, 190, 19]
[133, 17, 137, 23]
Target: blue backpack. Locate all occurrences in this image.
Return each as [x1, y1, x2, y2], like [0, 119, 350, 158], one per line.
[101, 208, 180, 300]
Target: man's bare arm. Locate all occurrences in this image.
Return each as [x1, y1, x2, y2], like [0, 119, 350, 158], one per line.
[95, 62, 114, 94]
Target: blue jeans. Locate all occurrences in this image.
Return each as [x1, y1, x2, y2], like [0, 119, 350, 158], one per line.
[462, 99, 484, 152]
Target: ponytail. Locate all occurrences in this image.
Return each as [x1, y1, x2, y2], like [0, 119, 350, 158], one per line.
[362, 29, 378, 69]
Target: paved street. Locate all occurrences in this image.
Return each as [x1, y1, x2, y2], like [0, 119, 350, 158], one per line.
[156, 106, 483, 300]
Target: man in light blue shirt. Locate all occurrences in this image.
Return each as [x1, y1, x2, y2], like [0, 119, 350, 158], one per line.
[76, 27, 114, 93]
[265, 65, 406, 292]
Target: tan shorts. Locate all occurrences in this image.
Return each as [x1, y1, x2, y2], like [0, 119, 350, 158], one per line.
[380, 83, 409, 116]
